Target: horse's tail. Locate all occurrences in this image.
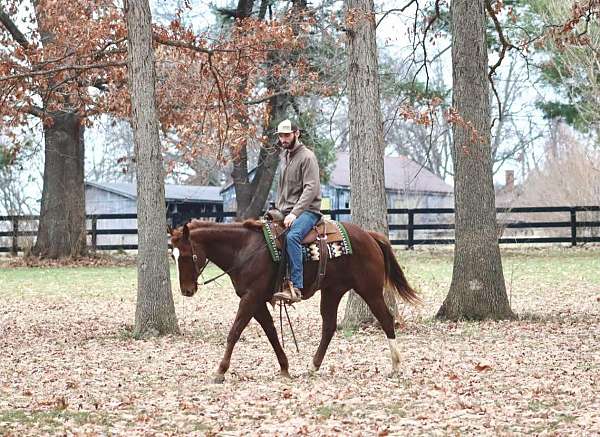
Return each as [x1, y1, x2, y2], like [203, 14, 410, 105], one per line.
[369, 231, 422, 306]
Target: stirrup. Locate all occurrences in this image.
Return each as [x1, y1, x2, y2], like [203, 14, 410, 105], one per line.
[272, 290, 302, 303]
[273, 282, 302, 303]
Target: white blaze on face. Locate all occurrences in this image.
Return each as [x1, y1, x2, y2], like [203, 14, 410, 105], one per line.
[172, 248, 181, 289]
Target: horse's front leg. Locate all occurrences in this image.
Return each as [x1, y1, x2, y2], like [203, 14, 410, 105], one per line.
[311, 287, 345, 373]
[253, 304, 290, 378]
[213, 293, 260, 384]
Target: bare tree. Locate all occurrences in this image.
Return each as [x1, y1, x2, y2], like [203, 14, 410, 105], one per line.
[86, 117, 136, 183]
[436, 0, 515, 321]
[125, 0, 180, 337]
[518, 123, 600, 207]
[0, 136, 38, 215]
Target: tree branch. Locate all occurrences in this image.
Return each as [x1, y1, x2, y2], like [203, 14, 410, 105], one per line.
[25, 105, 45, 118]
[376, 0, 418, 29]
[485, 0, 517, 124]
[207, 52, 230, 151]
[408, 0, 441, 94]
[244, 90, 292, 106]
[153, 33, 239, 54]
[0, 6, 30, 48]
[0, 60, 127, 82]
[215, 8, 239, 19]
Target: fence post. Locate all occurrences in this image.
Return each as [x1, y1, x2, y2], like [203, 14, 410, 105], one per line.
[570, 208, 577, 246]
[91, 216, 98, 253]
[407, 210, 414, 250]
[11, 216, 19, 255]
[171, 213, 181, 228]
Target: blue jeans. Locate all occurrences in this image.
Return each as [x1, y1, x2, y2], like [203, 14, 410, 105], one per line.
[286, 211, 320, 289]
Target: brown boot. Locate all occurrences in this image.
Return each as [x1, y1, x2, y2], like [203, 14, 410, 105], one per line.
[273, 282, 302, 303]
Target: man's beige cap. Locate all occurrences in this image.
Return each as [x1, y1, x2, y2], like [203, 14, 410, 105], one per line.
[277, 119, 294, 134]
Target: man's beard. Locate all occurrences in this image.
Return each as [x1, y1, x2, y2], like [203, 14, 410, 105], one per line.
[280, 136, 296, 150]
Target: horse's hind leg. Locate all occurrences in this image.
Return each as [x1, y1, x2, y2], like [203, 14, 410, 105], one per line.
[253, 304, 290, 378]
[213, 294, 260, 384]
[358, 292, 402, 374]
[311, 287, 345, 372]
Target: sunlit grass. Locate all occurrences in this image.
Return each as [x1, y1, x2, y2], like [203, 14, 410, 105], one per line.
[0, 263, 224, 299]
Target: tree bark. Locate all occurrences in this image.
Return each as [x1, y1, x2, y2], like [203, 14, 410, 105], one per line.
[341, 0, 395, 329]
[125, 0, 180, 337]
[33, 111, 87, 258]
[232, 144, 280, 220]
[436, 0, 515, 321]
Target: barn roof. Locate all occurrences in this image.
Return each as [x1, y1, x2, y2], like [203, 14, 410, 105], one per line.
[86, 181, 223, 203]
[330, 152, 453, 194]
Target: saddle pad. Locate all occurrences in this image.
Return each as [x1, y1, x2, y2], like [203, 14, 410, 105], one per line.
[302, 240, 352, 262]
[262, 220, 353, 262]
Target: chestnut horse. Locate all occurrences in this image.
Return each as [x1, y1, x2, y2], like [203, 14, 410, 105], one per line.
[169, 219, 420, 383]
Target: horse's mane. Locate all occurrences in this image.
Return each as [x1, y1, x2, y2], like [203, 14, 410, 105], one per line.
[182, 218, 263, 232]
[242, 219, 263, 230]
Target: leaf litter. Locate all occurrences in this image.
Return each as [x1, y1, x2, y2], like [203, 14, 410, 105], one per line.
[0, 247, 599, 435]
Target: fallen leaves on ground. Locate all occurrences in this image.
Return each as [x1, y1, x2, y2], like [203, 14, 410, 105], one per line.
[0, 248, 599, 435]
[1, 253, 137, 269]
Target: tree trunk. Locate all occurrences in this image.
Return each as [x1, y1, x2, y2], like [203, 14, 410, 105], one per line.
[341, 0, 395, 329]
[33, 112, 87, 258]
[232, 88, 287, 220]
[436, 0, 515, 321]
[232, 144, 280, 220]
[125, 0, 180, 337]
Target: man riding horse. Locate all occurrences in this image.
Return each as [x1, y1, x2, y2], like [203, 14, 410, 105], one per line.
[168, 119, 420, 382]
[272, 119, 322, 304]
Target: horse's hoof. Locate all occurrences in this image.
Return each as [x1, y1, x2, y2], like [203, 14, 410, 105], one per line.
[212, 374, 225, 384]
[308, 363, 319, 375]
[386, 370, 400, 379]
[280, 370, 292, 379]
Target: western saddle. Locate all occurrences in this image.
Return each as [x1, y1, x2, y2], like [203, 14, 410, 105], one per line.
[267, 219, 346, 250]
[264, 209, 347, 295]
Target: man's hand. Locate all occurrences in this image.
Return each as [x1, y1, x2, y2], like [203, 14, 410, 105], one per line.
[284, 213, 297, 228]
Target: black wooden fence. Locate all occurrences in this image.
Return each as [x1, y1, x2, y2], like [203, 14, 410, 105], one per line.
[1, 206, 599, 253]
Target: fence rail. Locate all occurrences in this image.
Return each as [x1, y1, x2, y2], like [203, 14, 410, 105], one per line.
[1, 206, 599, 253]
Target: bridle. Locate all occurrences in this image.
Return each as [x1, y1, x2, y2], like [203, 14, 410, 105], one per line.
[189, 245, 210, 281]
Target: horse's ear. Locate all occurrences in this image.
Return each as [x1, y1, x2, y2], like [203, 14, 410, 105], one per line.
[167, 224, 173, 235]
[182, 223, 190, 240]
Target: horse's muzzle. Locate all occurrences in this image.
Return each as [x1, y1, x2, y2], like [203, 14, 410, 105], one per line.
[181, 285, 197, 297]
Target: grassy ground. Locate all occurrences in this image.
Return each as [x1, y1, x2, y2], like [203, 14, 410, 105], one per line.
[0, 247, 599, 435]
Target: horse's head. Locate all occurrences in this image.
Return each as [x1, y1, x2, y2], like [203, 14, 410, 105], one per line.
[169, 222, 206, 297]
